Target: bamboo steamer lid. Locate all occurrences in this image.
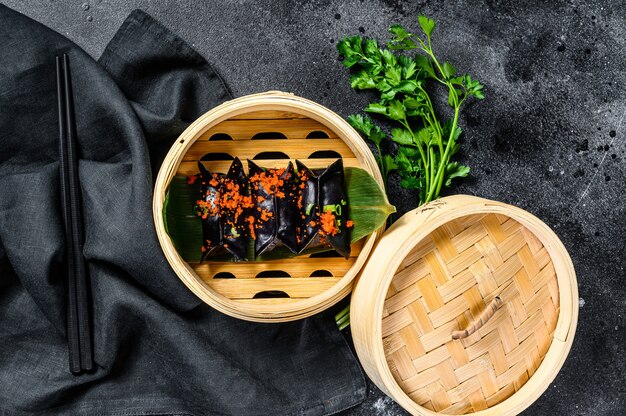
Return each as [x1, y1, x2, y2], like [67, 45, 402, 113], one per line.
[350, 195, 578, 415]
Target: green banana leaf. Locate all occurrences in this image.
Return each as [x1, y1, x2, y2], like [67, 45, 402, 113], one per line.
[344, 167, 396, 242]
[162, 167, 395, 262]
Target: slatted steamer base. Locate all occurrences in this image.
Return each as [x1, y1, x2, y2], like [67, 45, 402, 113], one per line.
[382, 213, 559, 414]
[182, 110, 364, 303]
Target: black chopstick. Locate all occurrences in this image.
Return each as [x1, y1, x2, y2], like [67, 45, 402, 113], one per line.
[57, 53, 93, 374]
[57, 55, 81, 374]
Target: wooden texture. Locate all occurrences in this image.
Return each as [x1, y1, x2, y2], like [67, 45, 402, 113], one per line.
[182, 139, 352, 162]
[153, 91, 384, 322]
[382, 213, 559, 413]
[350, 196, 578, 416]
[177, 158, 362, 176]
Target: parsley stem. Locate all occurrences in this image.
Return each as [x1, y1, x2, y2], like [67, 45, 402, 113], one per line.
[417, 84, 444, 154]
[423, 44, 446, 84]
[428, 146, 435, 202]
[375, 143, 387, 190]
[335, 304, 351, 330]
[429, 103, 460, 201]
[400, 118, 430, 189]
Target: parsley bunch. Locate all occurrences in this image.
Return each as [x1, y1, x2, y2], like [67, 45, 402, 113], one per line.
[338, 15, 484, 205]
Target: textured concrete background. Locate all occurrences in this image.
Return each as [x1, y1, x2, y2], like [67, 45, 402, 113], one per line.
[3, 0, 624, 415]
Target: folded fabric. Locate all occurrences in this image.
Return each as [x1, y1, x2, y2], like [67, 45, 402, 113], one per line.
[0, 6, 366, 415]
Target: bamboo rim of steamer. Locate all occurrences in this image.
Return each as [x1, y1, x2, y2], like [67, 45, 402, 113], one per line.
[153, 91, 384, 322]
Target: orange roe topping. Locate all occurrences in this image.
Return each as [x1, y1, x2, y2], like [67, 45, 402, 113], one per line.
[249, 168, 285, 199]
[196, 168, 255, 245]
[196, 193, 219, 219]
[219, 181, 253, 223]
[346, 220, 354, 228]
[248, 166, 290, 225]
[246, 216, 256, 240]
[319, 210, 339, 236]
[260, 209, 273, 222]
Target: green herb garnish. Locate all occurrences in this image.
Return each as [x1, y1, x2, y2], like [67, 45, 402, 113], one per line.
[322, 204, 342, 215]
[338, 15, 484, 205]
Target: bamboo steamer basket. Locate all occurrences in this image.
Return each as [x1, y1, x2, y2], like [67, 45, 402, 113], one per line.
[153, 91, 384, 322]
[351, 195, 577, 415]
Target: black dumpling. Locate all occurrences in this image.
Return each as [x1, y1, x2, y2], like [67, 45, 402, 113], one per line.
[295, 160, 319, 253]
[248, 161, 299, 257]
[248, 160, 277, 257]
[276, 162, 298, 253]
[318, 159, 350, 258]
[219, 157, 248, 261]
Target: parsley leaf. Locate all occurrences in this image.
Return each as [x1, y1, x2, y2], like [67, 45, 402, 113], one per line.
[444, 162, 470, 187]
[390, 128, 414, 146]
[387, 100, 406, 120]
[364, 102, 388, 115]
[418, 15, 436, 38]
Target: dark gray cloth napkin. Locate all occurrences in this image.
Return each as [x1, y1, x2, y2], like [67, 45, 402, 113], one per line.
[0, 5, 366, 415]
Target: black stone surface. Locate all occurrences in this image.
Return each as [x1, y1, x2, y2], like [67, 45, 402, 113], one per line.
[4, 0, 624, 414]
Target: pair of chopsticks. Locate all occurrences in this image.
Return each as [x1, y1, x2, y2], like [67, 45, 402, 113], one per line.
[56, 54, 93, 374]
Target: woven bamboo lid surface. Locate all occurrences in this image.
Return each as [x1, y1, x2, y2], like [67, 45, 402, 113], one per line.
[350, 196, 577, 416]
[153, 92, 384, 322]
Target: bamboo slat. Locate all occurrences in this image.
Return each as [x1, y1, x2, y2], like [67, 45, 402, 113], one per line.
[177, 158, 362, 176]
[195, 118, 337, 140]
[205, 277, 342, 299]
[153, 91, 384, 322]
[183, 139, 354, 161]
[350, 196, 578, 416]
[192, 257, 358, 279]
